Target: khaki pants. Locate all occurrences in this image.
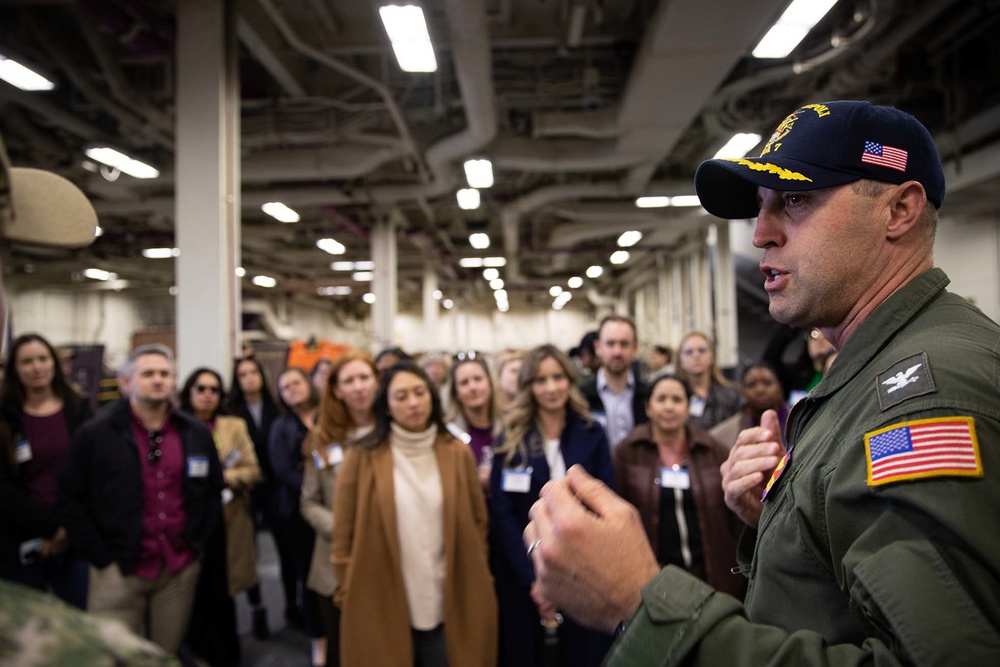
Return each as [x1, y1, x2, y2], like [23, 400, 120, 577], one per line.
[87, 561, 201, 653]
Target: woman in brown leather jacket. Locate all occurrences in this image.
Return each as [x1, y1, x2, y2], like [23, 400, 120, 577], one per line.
[612, 373, 746, 600]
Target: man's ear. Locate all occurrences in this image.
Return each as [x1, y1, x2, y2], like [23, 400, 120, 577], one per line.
[885, 181, 927, 241]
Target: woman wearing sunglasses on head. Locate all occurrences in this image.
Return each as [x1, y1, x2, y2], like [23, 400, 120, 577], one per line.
[0, 333, 92, 608]
[490, 344, 615, 667]
[446, 351, 502, 491]
[180, 367, 262, 665]
[301, 350, 378, 667]
[332, 361, 497, 667]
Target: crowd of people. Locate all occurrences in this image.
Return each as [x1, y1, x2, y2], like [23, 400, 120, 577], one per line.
[0, 313, 790, 666]
[3, 98, 996, 667]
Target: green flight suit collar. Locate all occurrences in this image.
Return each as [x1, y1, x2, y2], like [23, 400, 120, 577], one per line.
[809, 267, 949, 400]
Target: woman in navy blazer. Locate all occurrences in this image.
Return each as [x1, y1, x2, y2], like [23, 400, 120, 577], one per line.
[490, 344, 615, 667]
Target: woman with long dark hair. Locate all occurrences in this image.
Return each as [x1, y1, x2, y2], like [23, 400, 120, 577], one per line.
[301, 351, 378, 667]
[332, 361, 497, 666]
[270, 366, 324, 664]
[227, 355, 283, 637]
[180, 367, 261, 665]
[614, 373, 746, 600]
[0, 333, 91, 607]
[490, 344, 615, 667]
[709, 362, 790, 450]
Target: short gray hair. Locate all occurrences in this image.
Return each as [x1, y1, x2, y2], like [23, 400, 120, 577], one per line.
[120, 344, 175, 379]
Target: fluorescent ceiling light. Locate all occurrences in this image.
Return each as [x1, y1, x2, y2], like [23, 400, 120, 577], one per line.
[494, 289, 508, 300]
[498, 302, 509, 313]
[331, 261, 354, 271]
[379, 5, 437, 73]
[482, 268, 499, 281]
[635, 196, 669, 208]
[317, 286, 352, 296]
[490, 278, 504, 290]
[567, 276, 583, 289]
[95, 226, 104, 237]
[610, 250, 630, 265]
[363, 292, 376, 304]
[549, 286, 563, 297]
[84, 268, 116, 281]
[752, 0, 840, 58]
[235, 267, 246, 277]
[432, 289, 443, 300]
[586, 265, 603, 278]
[352, 271, 374, 281]
[635, 195, 703, 208]
[142, 247, 179, 259]
[617, 230, 643, 247]
[457, 188, 481, 210]
[556, 292, 572, 303]
[483, 257, 506, 267]
[0, 53, 55, 91]
[317, 238, 346, 255]
[714, 133, 763, 159]
[671, 195, 702, 207]
[459, 257, 484, 268]
[463, 159, 494, 188]
[252, 275, 277, 288]
[85, 147, 159, 179]
[355, 261, 375, 270]
[469, 232, 490, 249]
[261, 201, 300, 223]
[442, 298, 454, 309]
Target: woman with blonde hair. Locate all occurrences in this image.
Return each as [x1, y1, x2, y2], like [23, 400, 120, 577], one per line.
[301, 350, 378, 667]
[489, 344, 615, 667]
[495, 349, 523, 413]
[332, 361, 496, 666]
[445, 351, 502, 490]
[675, 331, 740, 430]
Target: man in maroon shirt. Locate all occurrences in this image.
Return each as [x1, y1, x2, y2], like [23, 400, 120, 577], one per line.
[59, 345, 223, 653]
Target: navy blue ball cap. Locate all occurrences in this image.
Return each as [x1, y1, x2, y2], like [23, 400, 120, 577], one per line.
[694, 100, 946, 219]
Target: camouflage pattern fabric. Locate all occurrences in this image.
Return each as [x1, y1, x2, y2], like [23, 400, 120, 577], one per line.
[0, 579, 179, 666]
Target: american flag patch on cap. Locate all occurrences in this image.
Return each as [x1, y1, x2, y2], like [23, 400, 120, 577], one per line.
[864, 416, 982, 487]
[861, 141, 908, 172]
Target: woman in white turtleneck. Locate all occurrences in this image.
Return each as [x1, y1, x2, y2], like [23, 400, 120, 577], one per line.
[332, 361, 497, 667]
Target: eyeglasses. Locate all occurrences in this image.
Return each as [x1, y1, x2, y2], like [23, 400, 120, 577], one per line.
[148, 430, 163, 465]
[453, 350, 481, 362]
[194, 384, 220, 394]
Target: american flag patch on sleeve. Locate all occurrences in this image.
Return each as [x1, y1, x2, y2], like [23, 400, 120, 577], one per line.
[864, 416, 982, 487]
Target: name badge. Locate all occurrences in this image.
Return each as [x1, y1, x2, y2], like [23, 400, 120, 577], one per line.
[15, 440, 32, 464]
[659, 466, 690, 490]
[187, 456, 210, 478]
[326, 444, 344, 466]
[501, 468, 532, 493]
[688, 397, 705, 418]
[222, 448, 241, 469]
[592, 412, 608, 430]
[221, 488, 235, 505]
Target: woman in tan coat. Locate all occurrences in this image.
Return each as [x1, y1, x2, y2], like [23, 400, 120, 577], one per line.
[301, 350, 378, 667]
[181, 367, 262, 665]
[332, 361, 497, 667]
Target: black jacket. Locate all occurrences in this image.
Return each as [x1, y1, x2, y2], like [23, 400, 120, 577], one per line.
[0, 397, 92, 577]
[230, 398, 280, 480]
[580, 373, 649, 435]
[58, 399, 223, 574]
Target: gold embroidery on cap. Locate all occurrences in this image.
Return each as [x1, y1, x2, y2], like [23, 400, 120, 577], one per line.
[721, 158, 813, 182]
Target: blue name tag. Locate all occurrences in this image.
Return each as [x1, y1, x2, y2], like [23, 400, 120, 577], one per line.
[501, 468, 532, 493]
[659, 467, 690, 490]
[15, 440, 32, 464]
[187, 456, 209, 478]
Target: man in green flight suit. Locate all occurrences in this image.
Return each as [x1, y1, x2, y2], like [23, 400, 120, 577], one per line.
[522, 100, 1000, 665]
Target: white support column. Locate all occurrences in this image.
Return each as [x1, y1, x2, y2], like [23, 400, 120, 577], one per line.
[422, 262, 440, 344]
[712, 222, 739, 370]
[175, 0, 240, 380]
[371, 214, 398, 352]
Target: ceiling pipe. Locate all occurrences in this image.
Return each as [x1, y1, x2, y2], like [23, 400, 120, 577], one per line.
[257, 0, 428, 183]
